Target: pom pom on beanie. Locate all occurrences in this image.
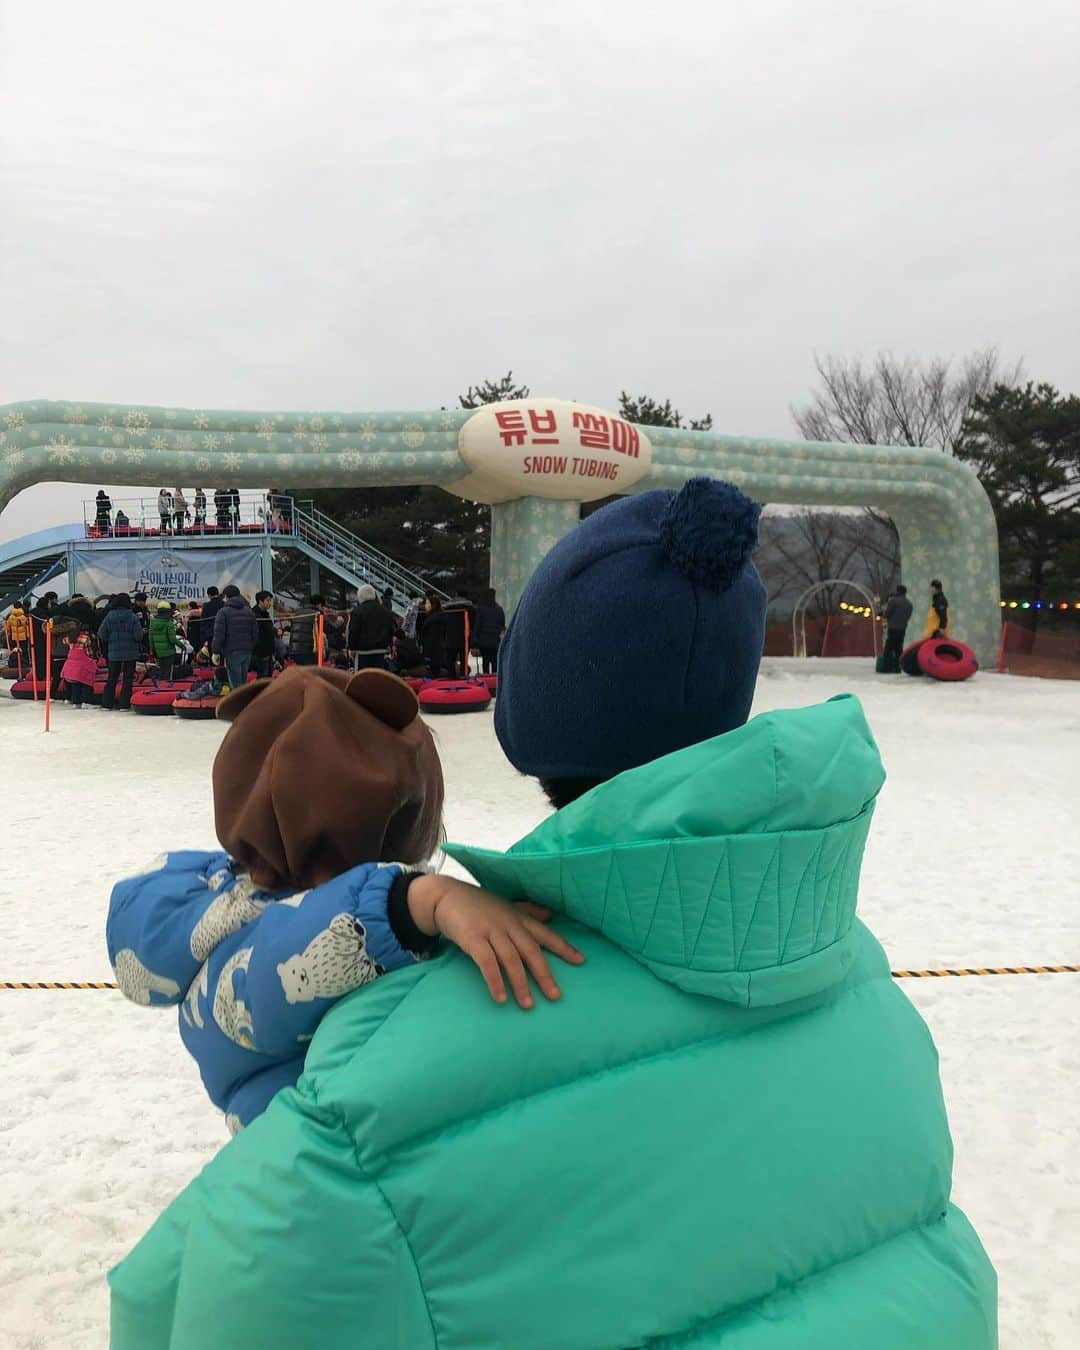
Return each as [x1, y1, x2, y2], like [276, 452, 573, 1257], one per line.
[659, 478, 762, 591]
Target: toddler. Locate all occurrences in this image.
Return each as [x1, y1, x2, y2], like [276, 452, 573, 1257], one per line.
[106, 665, 581, 1132]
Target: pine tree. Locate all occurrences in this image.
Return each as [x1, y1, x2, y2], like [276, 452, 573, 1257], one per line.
[617, 393, 713, 431]
[956, 382, 1080, 598]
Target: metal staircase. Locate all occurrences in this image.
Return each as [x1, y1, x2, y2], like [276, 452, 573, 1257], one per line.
[289, 501, 450, 609]
[0, 500, 450, 616]
[0, 525, 84, 611]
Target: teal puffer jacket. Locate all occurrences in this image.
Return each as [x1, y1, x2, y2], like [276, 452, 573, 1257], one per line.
[109, 695, 996, 1349]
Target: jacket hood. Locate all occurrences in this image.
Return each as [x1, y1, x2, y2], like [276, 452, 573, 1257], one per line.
[445, 694, 885, 1008]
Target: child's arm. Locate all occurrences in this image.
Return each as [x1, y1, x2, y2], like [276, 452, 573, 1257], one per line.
[107, 852, 235, 1007]
[216, 870, 586, 1059]
[403, 874, 585, 1009]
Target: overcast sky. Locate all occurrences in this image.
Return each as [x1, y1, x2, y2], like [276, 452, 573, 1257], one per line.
[2, 0, 1078, 543]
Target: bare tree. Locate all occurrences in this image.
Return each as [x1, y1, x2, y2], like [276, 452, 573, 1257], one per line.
[792, 347, 1023, 455]
[756, 510, 894, 616]
[789, 347, 1023, 577]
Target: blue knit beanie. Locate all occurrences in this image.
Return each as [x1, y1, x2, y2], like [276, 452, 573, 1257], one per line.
[495, 478, 766, 779]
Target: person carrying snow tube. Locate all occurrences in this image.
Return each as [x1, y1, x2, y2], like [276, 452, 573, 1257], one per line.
[108, 480, 995, 1350]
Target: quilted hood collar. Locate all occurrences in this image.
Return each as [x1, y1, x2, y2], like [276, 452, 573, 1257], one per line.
[445, 695, 885, 1008]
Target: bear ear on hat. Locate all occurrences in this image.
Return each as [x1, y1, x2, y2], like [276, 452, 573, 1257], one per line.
[345, 669, 418, 731]
[216, 678, 274, 722]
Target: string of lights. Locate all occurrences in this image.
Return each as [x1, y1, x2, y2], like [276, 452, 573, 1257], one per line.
[1000, 600, 1080, 611]
[834, 600, 1080, 619]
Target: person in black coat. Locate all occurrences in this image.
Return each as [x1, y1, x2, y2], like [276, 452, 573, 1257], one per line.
[417, 594, 449, 677]
[198, 587, 223, 643]
[28, 592, 58, 683]
[881, 585, 914, 673]
[472, 587, 506, 675]
[347, 585, 396, 670]
[252, 590, 277, 677]
[442, 599, 475, 677]
[930, 580, 950, 636]
[95, 490, 112, 534]
[212, 585, 260, 690]
[97, 593, 144, 709]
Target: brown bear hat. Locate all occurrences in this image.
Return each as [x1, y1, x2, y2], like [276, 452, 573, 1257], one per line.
[213, 666, 444, 892]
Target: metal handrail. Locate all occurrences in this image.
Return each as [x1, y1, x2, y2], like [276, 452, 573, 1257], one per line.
[78, 493, 449, 605]
[291, 503, 450, 600]
[82, 492, 286, 537]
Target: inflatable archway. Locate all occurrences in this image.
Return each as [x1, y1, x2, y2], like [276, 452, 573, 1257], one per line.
[0, 398, 1001, 665]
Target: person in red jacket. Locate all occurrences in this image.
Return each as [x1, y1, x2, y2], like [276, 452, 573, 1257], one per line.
[61, 626, 100, 708]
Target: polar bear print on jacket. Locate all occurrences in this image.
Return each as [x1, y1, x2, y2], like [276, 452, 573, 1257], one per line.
[213, 947, 255, 1049]
[114, 948, 182, 1006]
[277, 913, 383, 1005]
[181, 962, 209, 1031]
[190, 877, 268, 961]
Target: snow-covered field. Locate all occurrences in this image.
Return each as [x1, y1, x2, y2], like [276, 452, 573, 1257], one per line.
[2, 659, 1078, 1348]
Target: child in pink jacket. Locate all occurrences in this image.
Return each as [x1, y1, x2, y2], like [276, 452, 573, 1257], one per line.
[61, 626, 99, 708]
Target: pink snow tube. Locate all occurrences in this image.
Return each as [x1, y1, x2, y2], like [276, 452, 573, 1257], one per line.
[418, 680, 492, 715]
[917, 637, 979, 682]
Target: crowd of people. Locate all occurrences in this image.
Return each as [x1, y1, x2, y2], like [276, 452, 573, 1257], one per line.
[91, 488, 296, 536]
[2, 580, 507, 711]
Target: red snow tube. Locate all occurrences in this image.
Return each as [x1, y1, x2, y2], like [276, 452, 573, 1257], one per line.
[418, 680, 492, 715]
[473, 674, 498, 697]
[917, 637, 979, 682]
[900, 639, 931, 676]
[10, 676, 51, 700]
[131, 685, 185, 715]
[405, 677, 427, 693]
[173, 694, 221, 720]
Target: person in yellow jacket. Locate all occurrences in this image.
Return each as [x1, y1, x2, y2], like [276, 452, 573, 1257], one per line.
[924, 578, 951, 637]
[4, 602, 30, 668]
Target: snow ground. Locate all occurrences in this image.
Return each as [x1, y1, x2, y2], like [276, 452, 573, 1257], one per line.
[1, 660, 1078, 1348]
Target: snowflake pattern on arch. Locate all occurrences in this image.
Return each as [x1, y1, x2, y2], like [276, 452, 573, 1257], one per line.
[401, 424, 425, 448]
[47, 437, 79, 465]
[124, 410, 151, 435]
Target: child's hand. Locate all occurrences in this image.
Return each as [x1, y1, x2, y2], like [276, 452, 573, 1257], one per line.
[407, 875, 584, 1009]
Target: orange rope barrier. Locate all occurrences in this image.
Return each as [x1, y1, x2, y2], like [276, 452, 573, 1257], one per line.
[4, 967, 1079, 992]
[316, 612, 325, 667]
[892, 965, 1080, 978]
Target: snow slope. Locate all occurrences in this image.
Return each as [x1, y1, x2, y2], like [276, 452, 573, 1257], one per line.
[1, 660, 1077, 1347]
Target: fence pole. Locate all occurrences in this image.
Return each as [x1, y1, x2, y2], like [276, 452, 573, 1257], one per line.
[316, 613, 325, 668]
[43, 621, 53, 732]
[30, 615, 39, 701]
[996, 622, 1008, 673]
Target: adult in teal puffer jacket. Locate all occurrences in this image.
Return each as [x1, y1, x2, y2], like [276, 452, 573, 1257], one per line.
[109, 480, 996, 1349]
